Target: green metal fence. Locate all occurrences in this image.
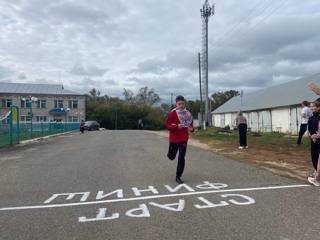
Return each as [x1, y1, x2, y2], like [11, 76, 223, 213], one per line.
[0, 107, 80, 148]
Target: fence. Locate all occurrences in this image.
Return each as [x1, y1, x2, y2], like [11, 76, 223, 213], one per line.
[0, 106, 80, 148]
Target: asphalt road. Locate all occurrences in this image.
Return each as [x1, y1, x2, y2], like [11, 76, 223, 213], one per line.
[0, 130, 319, 240]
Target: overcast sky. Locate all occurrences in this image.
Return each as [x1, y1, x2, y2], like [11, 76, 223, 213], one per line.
[0, 0, 319, 102]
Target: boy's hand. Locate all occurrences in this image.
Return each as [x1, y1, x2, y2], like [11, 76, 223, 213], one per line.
[188, 126, 195, 133]
[178, 124, 183, 129]
[309, 82, 320, 96]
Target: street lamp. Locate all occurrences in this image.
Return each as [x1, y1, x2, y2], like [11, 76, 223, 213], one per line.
[62, 107, 70, 131]
[22, 96, 38, 139]
[62, 107, 70, 122]
[75, 110, 83, 122]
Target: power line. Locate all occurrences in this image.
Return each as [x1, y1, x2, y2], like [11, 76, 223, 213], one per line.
[224, 0, 290, 48]
[209, 0, 275, 49]
[210, 0, 289, 51]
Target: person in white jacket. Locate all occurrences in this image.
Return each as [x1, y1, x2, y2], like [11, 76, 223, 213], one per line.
[297, 100, 312, 145]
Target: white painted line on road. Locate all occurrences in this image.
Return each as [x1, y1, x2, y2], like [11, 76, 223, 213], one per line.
[0, 184, 310, 211]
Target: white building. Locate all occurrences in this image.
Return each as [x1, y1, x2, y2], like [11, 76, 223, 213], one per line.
[212, 73, 320, 134]
[0, 82, 86, 123]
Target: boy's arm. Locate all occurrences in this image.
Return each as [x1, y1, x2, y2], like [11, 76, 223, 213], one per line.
[309, 82, 320, 96]
[165, 112, 178, 131]
[188, 119, 195, 132]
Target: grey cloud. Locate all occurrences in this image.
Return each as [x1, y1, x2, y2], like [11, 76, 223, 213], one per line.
[0, 0, 319, 100]
[18, 73, 27, 80]
[131, 50, 197, 74]
[127, 70, 200, 98]
[0, 65, 14, 80]
[69, 64, 108, 77]
[131, 58, 168, 74]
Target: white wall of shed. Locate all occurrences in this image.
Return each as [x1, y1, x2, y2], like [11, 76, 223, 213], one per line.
[271, 108, 290, 133]
[214, 105, 304, 134]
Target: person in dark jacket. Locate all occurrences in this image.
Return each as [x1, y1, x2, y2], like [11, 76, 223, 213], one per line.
[236, 112, 248, 149]
[165, 95, 194, 184]
[80, 120, 85, 134]
[307, 101, 320, 186]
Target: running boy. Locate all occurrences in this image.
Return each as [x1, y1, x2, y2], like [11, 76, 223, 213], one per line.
[165, 95, 194, 184]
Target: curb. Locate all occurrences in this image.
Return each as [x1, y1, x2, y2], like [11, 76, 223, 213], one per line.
[18, 131, 78, 146]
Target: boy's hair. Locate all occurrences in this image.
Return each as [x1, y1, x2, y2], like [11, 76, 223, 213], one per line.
[302, 100, 309, 106]
[311, 101, 320, 108]
[176, 95, 186, 103]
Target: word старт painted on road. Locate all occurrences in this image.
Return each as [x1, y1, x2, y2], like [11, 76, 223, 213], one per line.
[42, 181, 256, 223]
[0, 181, 309, 223]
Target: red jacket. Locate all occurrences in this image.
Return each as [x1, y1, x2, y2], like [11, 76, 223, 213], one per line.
[165, 110, 194, 143]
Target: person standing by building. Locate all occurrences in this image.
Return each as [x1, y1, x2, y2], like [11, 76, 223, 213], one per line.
[236, 112, 248, 149]
[165, 95, 194, 184]
[297, 101, 312, 145]
[307, 101, 320, 186]
[80, 120, 85, 134]
[138, 119, 144, 130]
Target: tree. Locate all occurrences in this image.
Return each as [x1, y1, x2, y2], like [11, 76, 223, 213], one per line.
[89, 88, 101, 98]
[186, 100, 201, 118]
[159, 103, 171, 116]
[123, 89, 135, 104]
[86, 87, 164, 130]
[135, 87, 160, 106]
[211, 90, 239, 111]
[122, 87, 160, 106]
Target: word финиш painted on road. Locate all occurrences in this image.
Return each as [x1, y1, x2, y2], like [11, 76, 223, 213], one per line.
[0, 181, 309, 223]
[44, 181, 255, 223]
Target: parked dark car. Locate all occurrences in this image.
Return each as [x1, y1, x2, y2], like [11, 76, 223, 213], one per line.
[84, 121, 100, 131]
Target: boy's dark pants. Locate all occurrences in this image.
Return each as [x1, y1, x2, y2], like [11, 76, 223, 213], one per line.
[238, 123, 247, 147]
[310, 140, 320, 170]
[167, 142, 187, 178]
[297, 124, 307, 144]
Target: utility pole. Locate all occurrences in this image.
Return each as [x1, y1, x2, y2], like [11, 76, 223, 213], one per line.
[115, 110, 118, 130]
[198, 53, 204, 129]
[171, 93, 174, 109]
[240, 90, 244, 109]
[200, 0, 214, 128]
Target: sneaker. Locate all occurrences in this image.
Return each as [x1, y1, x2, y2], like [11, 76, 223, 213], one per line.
[308, 177, 320, 186]
[238, 146, 244, 150]
[245, 146, 249, 149]
[309, 170, 317, 178]
[176, 177, 184, 184]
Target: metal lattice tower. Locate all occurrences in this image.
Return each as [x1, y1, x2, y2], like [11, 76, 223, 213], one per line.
[200, 0, 214, 127]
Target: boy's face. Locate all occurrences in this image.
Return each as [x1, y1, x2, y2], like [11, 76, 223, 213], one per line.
[176, 100, 186, 110]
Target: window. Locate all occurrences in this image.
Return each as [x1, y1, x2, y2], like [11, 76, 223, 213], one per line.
[20, 116, 27, 122]
[37, 100, 47, 109]
[21, 99, 26, 108]
[68, 116, 79, 122]
[54, 100, 64, 108]
[26, 100, 31, 108]
[1, 99, 12, 108]
[36, 116, 47, 122]
[68, 100, 78, 109]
